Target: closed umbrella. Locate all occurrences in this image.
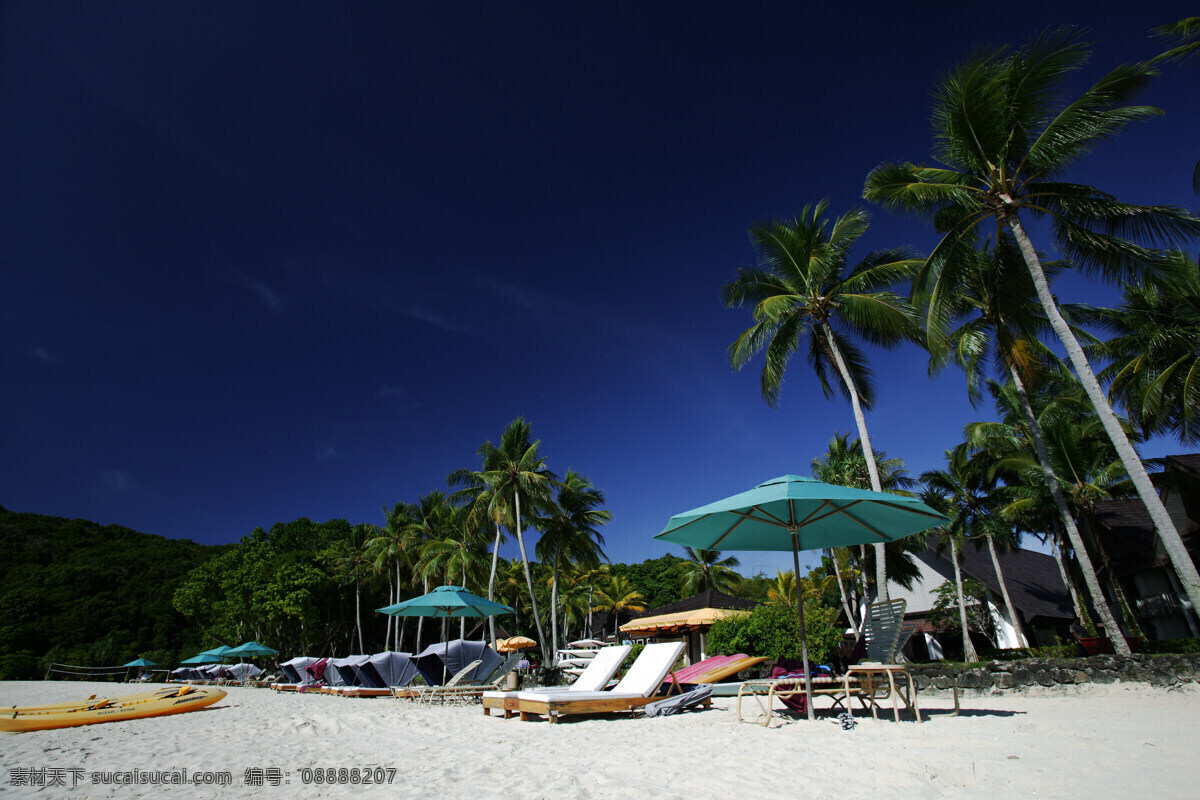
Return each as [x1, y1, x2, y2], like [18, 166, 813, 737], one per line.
[378, 586, 513, 683]
[654, 475, 948, 720]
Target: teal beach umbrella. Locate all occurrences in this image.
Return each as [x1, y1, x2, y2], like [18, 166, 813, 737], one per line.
[655, 475, 948, 720]
[225, 641, 279, 658]
[378, 586, 513, 682]
[122, 658, 157, 667]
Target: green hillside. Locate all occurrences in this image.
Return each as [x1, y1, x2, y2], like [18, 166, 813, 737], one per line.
[0, 506, 224, 679]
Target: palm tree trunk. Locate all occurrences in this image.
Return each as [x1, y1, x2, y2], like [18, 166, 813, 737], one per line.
[394, 563, 402, 650]
[550, 561, 560, 667]
[355, 576, 364, 653]
[950, 536, 979, 662]
[384, 570, 393, 650]
[1006, 209, 1200, 624]
[417, 576, 428, 653]
[985, 536, 1028, 648]
[487, 522, 502, 648]
[513, 490, 549, 662]
[1049, 525, 1085, 622]
[460, 567, 467, 641]
[1004, 286, 1130, 651]
[828, 548, 860, 637]
[821, 322, 889, 600]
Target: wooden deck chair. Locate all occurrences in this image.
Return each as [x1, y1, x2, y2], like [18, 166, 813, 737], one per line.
[482, 645, 632, 718]
[397, 659, 483, 703]
[422, 653, 523, 704]
[736, 599, 910, 725]
[516, 642, 686, 723]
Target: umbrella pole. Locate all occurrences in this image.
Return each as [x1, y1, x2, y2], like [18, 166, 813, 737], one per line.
[792, 532, 815, 721]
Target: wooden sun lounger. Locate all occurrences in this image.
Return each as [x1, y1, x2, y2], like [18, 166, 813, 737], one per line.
[516, 642, 686, 723]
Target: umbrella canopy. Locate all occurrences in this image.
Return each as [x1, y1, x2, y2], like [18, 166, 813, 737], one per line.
[225, 641, 279, 658]
[196, 645, 234, 659]
[654, 475, 948, 720]
[496, 636, 537, 653]
[377, 585, 514, 618]
[180, 654, 224, 665]
[122, 658, 157, 667]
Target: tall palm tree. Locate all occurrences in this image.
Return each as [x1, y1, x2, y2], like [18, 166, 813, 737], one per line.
[1076, 252, 1200, 444]
[591, 574, 647, 639]
[922, 236, 1129, 648]
[328, 524, 376, 654]
[967, 376, 1133, 647]
[369, 502, 420, 651]
[809, 431, 922, 604]
[864, 29, 1200, 615]
[923, 445, 1030, 650]
[404, 491, 458, 651]
[993, 402, 1148, 639]
[678, 547, 741, 596]
[534, 470, 610, 664]
[723, 202, 923, 599]
[917, 481, 980, 663]
[448, 455, 511, 647]
[480, 418, 557, 660]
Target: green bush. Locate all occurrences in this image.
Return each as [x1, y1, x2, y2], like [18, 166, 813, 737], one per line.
[707, 601, 842, 665]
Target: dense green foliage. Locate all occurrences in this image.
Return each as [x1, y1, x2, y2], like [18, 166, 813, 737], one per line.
[707, 601, 842, 665]
[928, 578, 995, 648]
[0, 509, 221, 679]
[609, 554, 688, 610]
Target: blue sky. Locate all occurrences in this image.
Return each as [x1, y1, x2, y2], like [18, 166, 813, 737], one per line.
[3, 1, 1197, 578]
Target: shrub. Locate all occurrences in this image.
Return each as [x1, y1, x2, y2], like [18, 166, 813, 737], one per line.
[707, 601, 842, 664]
[1142, 638, 1200, 655]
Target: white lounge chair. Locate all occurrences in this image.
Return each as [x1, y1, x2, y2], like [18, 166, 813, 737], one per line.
[481, 644, 632, 718]
[516, 642, 685, 723]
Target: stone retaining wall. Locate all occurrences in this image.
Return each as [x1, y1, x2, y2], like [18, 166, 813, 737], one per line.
[907, 653, 1200, 692]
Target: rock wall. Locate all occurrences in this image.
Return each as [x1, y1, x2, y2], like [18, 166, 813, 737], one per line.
[907, 653, 1200, 692]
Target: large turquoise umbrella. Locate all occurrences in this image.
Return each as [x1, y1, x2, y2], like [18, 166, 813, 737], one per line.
[225, 641, 279, 658]
[378, 586, 513, 683]
[655, 475, 948, 720]
[181, 654, 224, 664]
[197, 645, 234, 660]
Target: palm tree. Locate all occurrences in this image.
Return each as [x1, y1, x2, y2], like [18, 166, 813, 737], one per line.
[723, 202, 923, 599]
[369, 502, 420, 651]
[448, 456, 510, 647]
[591, 574, 647, 639]
[1077, 252, 1200, 444]
[967, 374, 1133, 649]
[405, 491, 458, 651]
[992, 400, 1148, 640]
[864, 28, 1200, 615]
[328, 524, 376, 654]
[678, 547, 741, 596]
[480, 418, 557, 660]
[1151, 17, 1200, 191]
[917, 482, 980, 663]
[534, 470, 611, 664]
[924, 445, 1030, 649]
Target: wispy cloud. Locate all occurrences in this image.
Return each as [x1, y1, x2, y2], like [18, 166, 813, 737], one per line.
[402, 305, 471, 335]
[101, 469, 137, 494]
[475, 275, 546, 311]
[31, 346, 54, 363]
[229, 267, 283, 313]
[379, 385, 420, 410]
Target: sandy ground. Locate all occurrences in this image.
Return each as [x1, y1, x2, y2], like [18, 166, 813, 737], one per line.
[1, 680, 1197, 799]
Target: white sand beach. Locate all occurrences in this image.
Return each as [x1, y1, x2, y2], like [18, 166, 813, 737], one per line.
[1, 681, 1197, 799]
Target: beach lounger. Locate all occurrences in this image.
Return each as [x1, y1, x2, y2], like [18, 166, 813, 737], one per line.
[482, 644, 632, 718]
[664, 653, 768, 687]
[397, 659, 483, 703]
[418, 653, 523, 704]
[516, 641, 685, 723]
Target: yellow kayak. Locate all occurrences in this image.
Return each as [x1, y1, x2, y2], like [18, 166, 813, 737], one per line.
[0, 685, 226, 732]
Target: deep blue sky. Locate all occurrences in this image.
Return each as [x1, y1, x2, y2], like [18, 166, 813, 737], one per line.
[3, 1, 1197, 577]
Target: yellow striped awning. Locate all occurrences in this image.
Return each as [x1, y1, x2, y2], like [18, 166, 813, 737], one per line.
[619, 607, 749, 635]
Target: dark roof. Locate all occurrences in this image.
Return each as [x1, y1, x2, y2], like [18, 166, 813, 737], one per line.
[1088, 498, 1163, 573]
[921, 543, 1074, 621]
[638, 590, 758, 618]
[1166, 454, 1200, 477]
